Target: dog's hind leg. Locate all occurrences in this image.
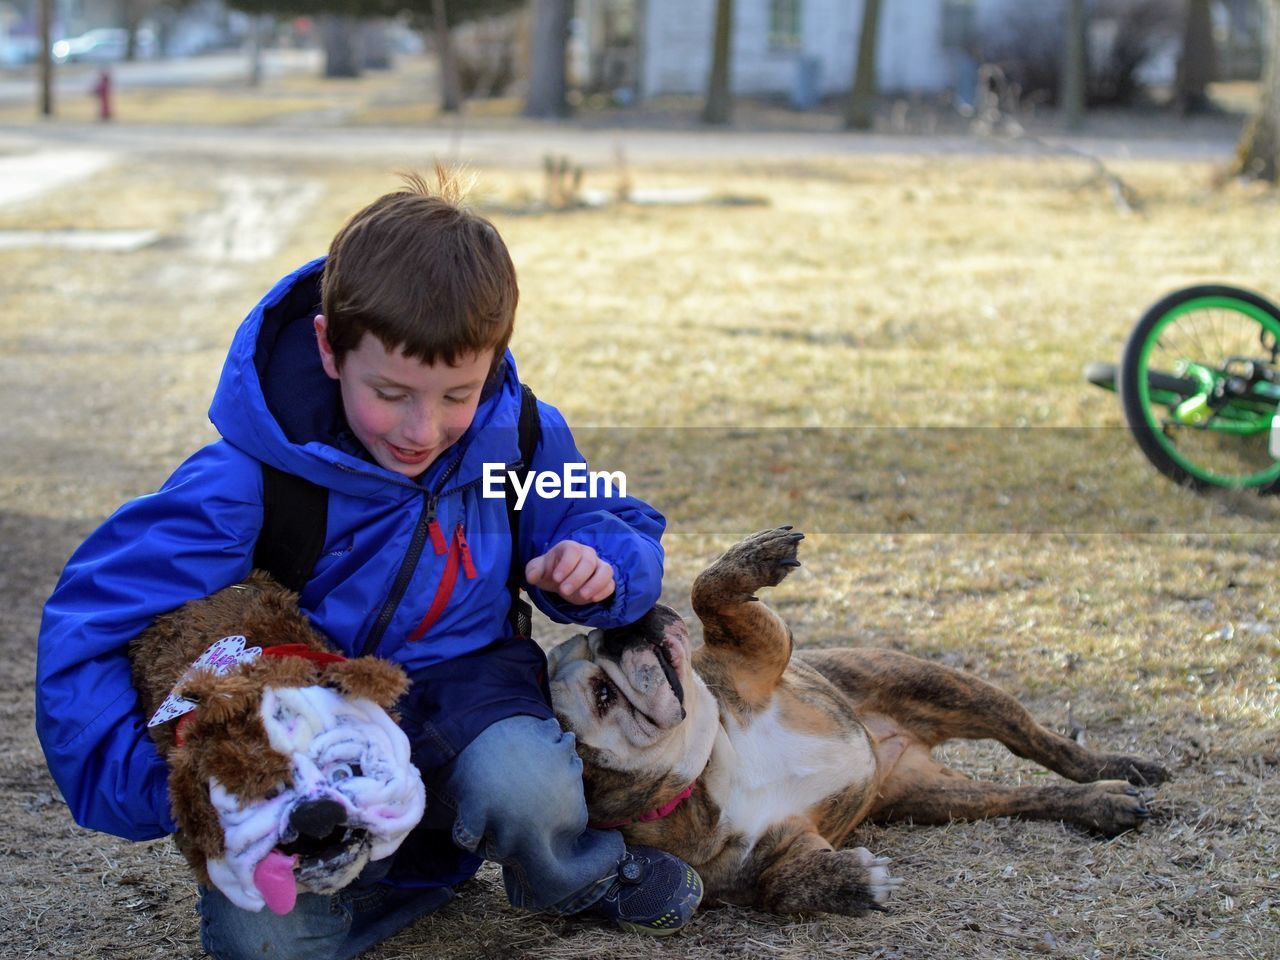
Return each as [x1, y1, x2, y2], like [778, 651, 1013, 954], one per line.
[869, 747, 1152, 837]
[803, 648, 1169, 787]
[692, 527, 806, 687]
[749, 822, 898, 916]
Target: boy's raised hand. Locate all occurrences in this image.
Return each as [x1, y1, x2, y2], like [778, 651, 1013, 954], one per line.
[525, 541, 615, 606]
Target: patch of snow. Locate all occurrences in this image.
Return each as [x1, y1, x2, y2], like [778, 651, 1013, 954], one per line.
[0, 150, 116, 207]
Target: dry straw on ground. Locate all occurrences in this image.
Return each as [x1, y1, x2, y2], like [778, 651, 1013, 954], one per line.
[1, 148, 1276, 960]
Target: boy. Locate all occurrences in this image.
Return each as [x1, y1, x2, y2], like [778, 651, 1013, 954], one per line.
[35, 172, 702, 960]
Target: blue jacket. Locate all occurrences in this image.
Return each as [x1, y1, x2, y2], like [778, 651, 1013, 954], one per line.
[35, 258, 665, 885]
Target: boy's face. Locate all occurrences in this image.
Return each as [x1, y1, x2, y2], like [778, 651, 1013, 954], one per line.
[315, 315, 493, 478]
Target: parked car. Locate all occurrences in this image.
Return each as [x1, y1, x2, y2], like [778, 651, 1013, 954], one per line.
[0, 33, 40, 66]
[51, 27, 156, 64]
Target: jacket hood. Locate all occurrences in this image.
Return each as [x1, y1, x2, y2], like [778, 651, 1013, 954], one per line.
[210, 258, 523, 499]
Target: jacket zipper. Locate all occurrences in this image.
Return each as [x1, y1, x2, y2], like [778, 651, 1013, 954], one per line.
[407, 522, 478, 642]
[360, 493, 437, 657]
[456, 523, 477, 579]
[356, 444, 474, 657]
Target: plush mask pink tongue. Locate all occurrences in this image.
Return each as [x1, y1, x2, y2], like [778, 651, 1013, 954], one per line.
[253, 850, 299, 915]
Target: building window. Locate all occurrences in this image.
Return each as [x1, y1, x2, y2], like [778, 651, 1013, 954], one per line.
[769, 0, 803, 50]
[941, 0, 977, 51]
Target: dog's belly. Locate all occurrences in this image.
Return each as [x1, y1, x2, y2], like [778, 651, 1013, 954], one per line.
[716, 700, 876, 846]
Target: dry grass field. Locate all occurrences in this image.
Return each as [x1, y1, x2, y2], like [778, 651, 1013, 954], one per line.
[1, 139, 1277, 960]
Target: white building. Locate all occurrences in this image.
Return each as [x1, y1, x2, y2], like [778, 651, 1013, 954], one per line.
[573, 0, 1258, 107]
[632, 0, 1015, 102]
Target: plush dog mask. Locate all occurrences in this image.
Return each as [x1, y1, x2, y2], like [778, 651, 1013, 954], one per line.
[548, 528, 1169, 916]
[130, 572, 425, 914]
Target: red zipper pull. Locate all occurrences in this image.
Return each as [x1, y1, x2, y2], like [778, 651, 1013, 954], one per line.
[456, 523, 477, 579]
[428, 518, 447, 555]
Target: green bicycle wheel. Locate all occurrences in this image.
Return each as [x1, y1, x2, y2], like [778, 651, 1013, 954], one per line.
[1118, 285, 1280, 493]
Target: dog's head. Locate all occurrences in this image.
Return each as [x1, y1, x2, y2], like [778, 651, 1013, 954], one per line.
[547, 605, 718, 825]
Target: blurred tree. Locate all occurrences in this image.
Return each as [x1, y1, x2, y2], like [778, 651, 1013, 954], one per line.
[524, 0, 570, 117]
[1177, 0, 1216, 113]
[319, 13, 362, 76]
[702, 0, 733, 124]
[1060, 0, 1086, 128]
[245, 13, 271, 86]
[224, 0, 519, 81]
[1091, 0, 1180, 106]
[843, 0, 880, 130]
[121, 0, 152, 60]
[432, 0, 463, 111]
[363, 19, 393, 69]
[116, 0, 198, 60]
[983, 2, 1180, 109]
[1227, 0, 1280, 181]
[423, 0, 522, 109]
[39, 0, 53, 115]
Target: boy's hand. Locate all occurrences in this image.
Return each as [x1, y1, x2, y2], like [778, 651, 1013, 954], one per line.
[525, 542, 615, 606]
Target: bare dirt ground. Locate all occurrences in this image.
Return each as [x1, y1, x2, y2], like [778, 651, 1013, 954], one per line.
[1, 114, 1278, 960]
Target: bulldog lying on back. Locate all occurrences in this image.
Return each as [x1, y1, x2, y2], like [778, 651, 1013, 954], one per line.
[548, 527, 1169, 916]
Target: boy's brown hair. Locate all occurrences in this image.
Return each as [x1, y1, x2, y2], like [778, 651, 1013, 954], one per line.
[321, 168, 518, 376]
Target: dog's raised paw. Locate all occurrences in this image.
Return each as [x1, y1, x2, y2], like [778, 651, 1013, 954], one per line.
[704, 526, 805, 596]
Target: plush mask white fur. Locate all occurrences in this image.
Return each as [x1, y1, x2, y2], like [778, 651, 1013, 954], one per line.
[204, 685, 425, 913]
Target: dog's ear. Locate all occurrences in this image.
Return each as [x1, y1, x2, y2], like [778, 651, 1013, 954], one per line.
[547, 632, 593, 676]
[658, 610, 689, 645]
[323, 657, 409, 709]
[168, 749, 226, 881]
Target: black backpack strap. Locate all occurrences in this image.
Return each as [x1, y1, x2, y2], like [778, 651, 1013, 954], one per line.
[254, 463, 329, 594]
[507, 383, 542, 639]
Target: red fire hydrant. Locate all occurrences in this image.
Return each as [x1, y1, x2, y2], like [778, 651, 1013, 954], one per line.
[92, 69, 113, 122]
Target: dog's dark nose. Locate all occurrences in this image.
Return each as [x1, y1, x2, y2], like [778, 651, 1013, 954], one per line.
[289, 799, 346, 838]
[600, 608, 686, 706]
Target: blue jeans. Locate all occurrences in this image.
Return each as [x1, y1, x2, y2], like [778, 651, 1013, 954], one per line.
[433, 714, 625, 913]
[198, 715, 623, 958]
[198, 857, 453, 960]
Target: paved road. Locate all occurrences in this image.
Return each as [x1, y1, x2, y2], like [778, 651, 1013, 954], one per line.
[0, 116, 1240, 170]
[0, 67, 1243, 210]
[0, 50, 320, 103]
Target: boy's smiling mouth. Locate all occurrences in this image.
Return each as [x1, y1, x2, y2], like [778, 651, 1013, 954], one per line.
[387, 442, 433, 465]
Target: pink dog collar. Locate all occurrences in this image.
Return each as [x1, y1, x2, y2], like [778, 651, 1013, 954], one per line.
[589, 781, 697, 830]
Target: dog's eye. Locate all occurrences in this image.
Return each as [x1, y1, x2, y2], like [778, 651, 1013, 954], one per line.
[329, 763, 363, 783]
[592, 677, 615, 715]
[263, 783, 286, 801]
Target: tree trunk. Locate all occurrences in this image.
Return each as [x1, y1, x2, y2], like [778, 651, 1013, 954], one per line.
[1177, 0, 1217, 114]
[320, 15, 362, 79]
[119, 0, 140, 61]
[524, 0, 570, 118]
[246, 15, 268, 88]
[843, 0, 881, 130]
[1228, 0, 1280, 182]
[363, 20, 393, 71]
[702, 0, 733, 125]
[38, 0, 53, 116]
[1060, 0, 1086, 130]
[433, 0, 462, 113]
